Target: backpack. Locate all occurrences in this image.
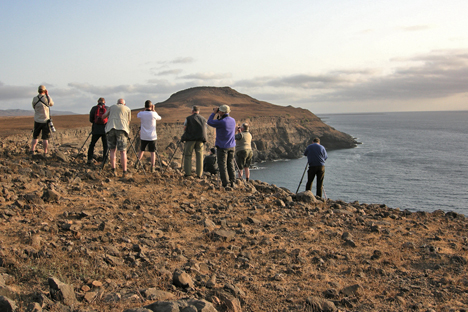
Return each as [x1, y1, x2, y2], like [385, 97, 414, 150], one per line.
[94, 104, 108, 125]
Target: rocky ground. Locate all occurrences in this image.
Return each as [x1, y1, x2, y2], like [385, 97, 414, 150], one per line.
[0, 135, 467, 312]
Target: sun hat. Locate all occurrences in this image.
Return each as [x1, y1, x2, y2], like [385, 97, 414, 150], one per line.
[219, 104, 231, 114]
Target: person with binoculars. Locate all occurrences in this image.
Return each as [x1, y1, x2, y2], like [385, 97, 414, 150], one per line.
[30, 85, 54, 156]
[207, 104, 236, 188]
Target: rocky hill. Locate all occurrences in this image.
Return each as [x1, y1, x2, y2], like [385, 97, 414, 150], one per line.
[0, 136, 467, 311]
[0, 87, 357, 161]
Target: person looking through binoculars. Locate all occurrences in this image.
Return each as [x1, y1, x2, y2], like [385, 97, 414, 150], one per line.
[102, 98, 131, 177]
[87, 97, 108, 165]
[207, 104, 236, 188]
[235, 123, 253, 182]
[135, 100, 162, 173]
[30, 85, 54, 156]
[181, 105, 207, 178]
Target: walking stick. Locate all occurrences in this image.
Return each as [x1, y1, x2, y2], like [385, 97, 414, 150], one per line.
[234, 158, 242, 179]
[73, 132, 92, 161]
[162, 140, 182, 175]
[296, 161, 309, 194]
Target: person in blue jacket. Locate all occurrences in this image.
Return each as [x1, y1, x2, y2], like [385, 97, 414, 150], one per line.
[207, 104, 236, 188]
[304, 138, 328, 197]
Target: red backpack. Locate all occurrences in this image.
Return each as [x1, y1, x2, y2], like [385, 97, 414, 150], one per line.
[94, 104, 108, 125]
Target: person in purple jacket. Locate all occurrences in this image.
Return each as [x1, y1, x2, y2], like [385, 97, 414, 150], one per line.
[207, 104, 236, 188]
[304, 138, 328, 197]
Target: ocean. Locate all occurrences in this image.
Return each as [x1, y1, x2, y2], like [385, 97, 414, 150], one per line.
[251, 111, 468, 216]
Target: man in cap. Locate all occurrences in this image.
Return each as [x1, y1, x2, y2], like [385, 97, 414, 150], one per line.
[88, 97, 108, 164]
[30, 85, 54, 155]
[102, 98, 131, 177]
[207, 104, 236, 188]
[235, 123, 253, 182]
[181, 105, 207, 178]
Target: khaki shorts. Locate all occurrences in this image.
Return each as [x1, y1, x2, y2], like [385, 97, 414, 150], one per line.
[107, 129, 128, 151]
[236, 149, 253, 168]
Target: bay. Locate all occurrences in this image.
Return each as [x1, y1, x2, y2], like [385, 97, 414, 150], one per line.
[251, 111, 468, 215]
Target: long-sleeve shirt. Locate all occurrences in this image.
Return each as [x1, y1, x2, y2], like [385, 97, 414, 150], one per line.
[304, 143, 328, 166]
[207, 113, 236, 149]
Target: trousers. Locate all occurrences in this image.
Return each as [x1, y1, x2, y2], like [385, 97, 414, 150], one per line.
[306, 165, 325, 197]
[183, 141, 204, 177]
[217, 147, 235, 187]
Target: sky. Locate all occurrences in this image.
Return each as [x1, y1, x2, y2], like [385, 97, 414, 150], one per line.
[1, 0, 468, 114]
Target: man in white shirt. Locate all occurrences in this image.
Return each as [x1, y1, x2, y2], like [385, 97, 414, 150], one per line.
[136, 100, 162, 173]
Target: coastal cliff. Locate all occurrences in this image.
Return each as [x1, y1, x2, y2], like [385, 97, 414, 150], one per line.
[149, 86, 356, 161]
[1, 86, 356, 161]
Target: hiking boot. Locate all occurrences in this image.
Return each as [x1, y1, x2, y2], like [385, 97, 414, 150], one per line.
[111, 168, 117, 177]
[123, 171, 132, 178]
[150, 165, 155, 173]
[134, 162, 140, 170]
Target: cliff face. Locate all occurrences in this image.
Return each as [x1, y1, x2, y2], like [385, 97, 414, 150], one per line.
[148, 86, 357, 160]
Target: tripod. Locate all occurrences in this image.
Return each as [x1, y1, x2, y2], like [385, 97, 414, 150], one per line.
[162, 140, 184, 175]
[73, 132, 92, 162]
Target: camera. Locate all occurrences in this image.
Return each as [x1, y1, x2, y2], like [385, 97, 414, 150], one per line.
[48, 119, 56, 133]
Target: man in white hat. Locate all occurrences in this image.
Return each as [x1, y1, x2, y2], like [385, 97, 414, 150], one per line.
[207, 104, 237, 188]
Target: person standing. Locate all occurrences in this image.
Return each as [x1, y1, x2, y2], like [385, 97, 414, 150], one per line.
[87, 97, 108, 164]
[30, 85, 54, 155]
[235, 123, 253, 182]
[182, 105, 207, 178]
[203, 147, 219, 175]
[207, 104, 236, 188]
[304, 138, 328, 197]
[136, 100, 162, 173]
[102, 98, 131, 177]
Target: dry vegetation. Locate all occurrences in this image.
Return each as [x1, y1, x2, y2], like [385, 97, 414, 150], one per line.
[0, 132, 467, 312]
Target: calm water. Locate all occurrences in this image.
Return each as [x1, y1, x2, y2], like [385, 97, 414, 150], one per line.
[251, 111, 468, 215]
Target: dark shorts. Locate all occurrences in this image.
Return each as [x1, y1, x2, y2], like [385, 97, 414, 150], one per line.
[33, 121, 51, 140]
[140, 140, 156, 152]
[236, 149, 253, 168]
[107, 129, 128, 151]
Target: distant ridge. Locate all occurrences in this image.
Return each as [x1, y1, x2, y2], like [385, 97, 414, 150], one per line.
[0, 109, 77, 117]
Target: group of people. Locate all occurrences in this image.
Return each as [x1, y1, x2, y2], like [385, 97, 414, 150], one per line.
[30, 86, 328, 196]
[181, 104, 253, 188]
